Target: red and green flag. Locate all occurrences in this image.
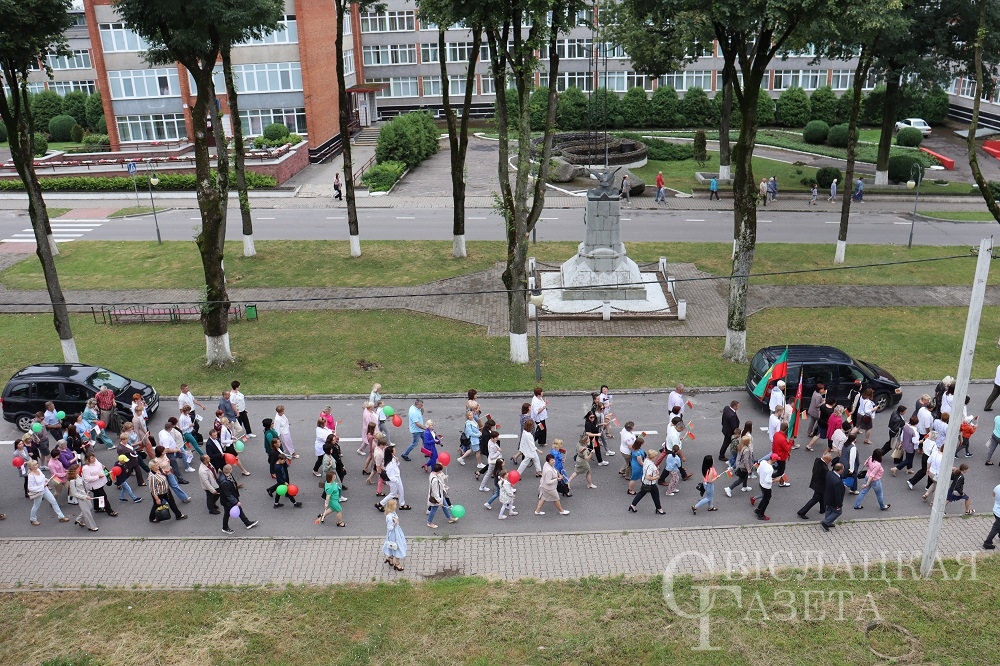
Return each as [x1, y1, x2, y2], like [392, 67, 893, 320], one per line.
[790, 374, 804, 437]
[752, 347, 789, 399]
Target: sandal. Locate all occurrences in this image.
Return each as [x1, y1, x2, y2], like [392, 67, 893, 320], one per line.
[400, 505, 412, 510]
[393, 564, 404, 571]
[655, 509, 665, 514]
[241, 472, 251, 476]
[707, 507, 718, 511]
[966, 509, 976, 515]
[336, 522, 346, 527]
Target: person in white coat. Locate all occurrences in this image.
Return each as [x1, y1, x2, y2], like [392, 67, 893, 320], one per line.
[517, 419, 543, 477]
[274, 405, 296, 458]
[377, 446, 411, 511]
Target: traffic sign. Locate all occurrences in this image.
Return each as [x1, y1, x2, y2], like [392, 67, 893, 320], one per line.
[127, 162, 137, 175]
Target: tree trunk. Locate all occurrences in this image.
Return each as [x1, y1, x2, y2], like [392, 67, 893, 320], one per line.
[874, 71, 901, 186]
[966, 0, 1000, 224]
[718, 50, 736, 182]
[336, 0, 360, 257]
[191, 70, 233, 366]
[835, 54, 870, 264]
[222, 45, 255, 258]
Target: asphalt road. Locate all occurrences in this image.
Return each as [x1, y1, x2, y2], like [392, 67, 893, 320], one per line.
[4, 384, 999, 540]
[0, 207, 994, 246]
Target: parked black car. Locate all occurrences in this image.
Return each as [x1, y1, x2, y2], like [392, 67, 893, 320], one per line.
[745, 345, 902, 413]
[2, 363, 159, 432]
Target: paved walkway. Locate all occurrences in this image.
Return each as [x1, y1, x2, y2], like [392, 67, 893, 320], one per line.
[0, 515, 990, 589]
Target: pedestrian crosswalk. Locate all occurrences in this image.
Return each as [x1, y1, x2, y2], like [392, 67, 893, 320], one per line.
[1, 219, 105, 244]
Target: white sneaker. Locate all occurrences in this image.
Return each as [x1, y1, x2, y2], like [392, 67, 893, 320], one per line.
[598, 461, 610, 466]
[248, 434, 257, 438]
[484, 503, 492, 509]
[498, 515, 507, 520]
[458, 459, 466, 466]
[587, 484, 598, 489]
[534, 511, 545, 515]
[509, 510, 518, 516]
[742, 486, 753, 492]
[724, 487, 732, 497]
[184, 467, 196, 473]
[559, 510, 570, 515]
[607, 451, 616, 456]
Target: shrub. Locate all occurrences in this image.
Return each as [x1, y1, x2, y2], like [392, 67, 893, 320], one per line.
[775, 87, 811, 127]
[621, 87, 650, 128]
[360, 160, 407, 192]
[887, 154, 922, 184]
[679, 87, 712, 127]
[0, 171, 277, 191]
[803, 120, 830, 145]
[588, 88, 621, 130]
[815, 166, 842, 189]
[827, 123, 850, 148]
[69, 124, 84, 144]
[860, 86, 885, 126]
[757, 89, 775, 125]
[263, 123, 290, 141]
[673, 113, 689, 128]
[616, 133, 693, 161]
[650, 85, 679, 128]
[375, 111, 439, 169]
[989, 182, 1000, 199]
[84, 91, 104, 131]
[30, 91, 63, 134]
[809, 86, 838, 125]
[923, 87, 950, 124]
[61, 91, 88, 128]
[557, 86, 588, 130]
[529, 86, 550, 131]
[92, 115, 107, 134]
[896, 126, 923, 147]
[495, 89, 520, 133]
[693, 129, 708, 165]
[835, 88, 856, 125]
[48, 115, 78, 142]
[897, 85, 925, 121]
[33, 133, 48, 156]
[251, 133, 302, 149]
[81, 133, 110, 146]
[0, 122, 7, 143]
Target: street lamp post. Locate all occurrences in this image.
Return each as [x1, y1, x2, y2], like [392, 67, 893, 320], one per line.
[144, 161, 162, 244]
[530, 288, 544, 382]
[906, 163, 924, 249]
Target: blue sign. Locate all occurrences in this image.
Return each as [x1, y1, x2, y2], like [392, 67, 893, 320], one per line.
[127, 162, 137, 175]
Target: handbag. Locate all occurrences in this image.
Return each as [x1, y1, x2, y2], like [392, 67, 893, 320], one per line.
[892, 444, 905, 461]
[696, 481, 706, 495]
[557, 480, 570, 496]
[420, 447, 432, 457]
[860, 415, 873, 428]
[154, 504, 172, 522]
[379, 469, 390, 482]
[386, 541, 398, 550]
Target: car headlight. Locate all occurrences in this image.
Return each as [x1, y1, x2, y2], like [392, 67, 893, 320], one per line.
[895, 388, 902, 394]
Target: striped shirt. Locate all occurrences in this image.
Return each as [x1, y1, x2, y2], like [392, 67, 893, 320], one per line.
[149, 472, 169, 496]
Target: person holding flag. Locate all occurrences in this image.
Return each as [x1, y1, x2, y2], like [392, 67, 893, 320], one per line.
[789, 374, 805, 450]
[752, 348, 788, 405]
[771, 421, 793, 487]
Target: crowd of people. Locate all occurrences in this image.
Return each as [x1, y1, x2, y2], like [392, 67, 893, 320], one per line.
[8, 374, 1000, 563]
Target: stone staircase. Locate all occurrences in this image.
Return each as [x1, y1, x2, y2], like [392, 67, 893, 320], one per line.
[353, 127, 381, 146]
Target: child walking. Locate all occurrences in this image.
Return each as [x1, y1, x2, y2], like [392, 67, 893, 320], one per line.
[498, 470, 518, 519]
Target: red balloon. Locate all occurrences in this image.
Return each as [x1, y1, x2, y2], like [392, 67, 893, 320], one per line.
[287, 484, 299, 497]
[438, 451, 451, 466]
[507, 470, 521, 485]
[11, 458, 24, 468]
[391, 414, 403, 427]
[96, 420, 106, 429]
[111, 465, 122, 477]
[224, 453, 238, 465]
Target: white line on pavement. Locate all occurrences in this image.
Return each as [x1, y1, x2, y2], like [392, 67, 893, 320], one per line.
[825, 221, 839, 224]
[759, 220, 773, 223]
[326, 216, 345, 220]
[13, 233, 83, 238]
[396, 216, 415, 219]
[259, 217, 275, 220]
[468, 216, 487, 220]
[540, 217, 559, 220]
[686, 219, 705, 222]
[893, 221, 911, 225]
[621, 218, 632, 221]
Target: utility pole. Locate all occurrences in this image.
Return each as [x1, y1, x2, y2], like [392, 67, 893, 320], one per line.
[920, 237, 993, 577]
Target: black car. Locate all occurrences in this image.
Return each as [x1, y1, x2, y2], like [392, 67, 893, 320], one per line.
[746, 345, 902, 413]
[1, 363, 159, 432]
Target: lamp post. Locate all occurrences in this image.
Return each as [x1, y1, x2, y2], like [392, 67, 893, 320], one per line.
[144, 161, 162, 244]
[906, 163, 923, 249]
[530, 288, 544, 382]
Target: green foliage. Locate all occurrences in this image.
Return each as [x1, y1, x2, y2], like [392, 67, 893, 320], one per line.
[757, 89, 775, 126]
[48, 114, 78, 141]
[84, 90, 104, 131]
[375, 111, 440, 169]
[30, 90, 63, 133]
[263, 122, 290, 141]
[0, 123, 7, 142]
[816, 166, 842, 189]
[887, 154, 922, 184]
[835, 88, 856, 125]
[897, 85, 925, 120]
[827, 123, 850, 148]
[251, 133, 303, 149]
[693, 129, 707, 165]
[60, 91, 88, 127]
[528, 86, 549, 131]
[809, 86, 838, 125]
[588, 88, 622, 130]
[650, 85, 679, 128]
[861, 86, 885, 126]
[990, 182, 1000, 199]
[619, 132, 694, 161]
[41, 653, 97, 666]
[69, 124, 84, 144]
[496, 89, 519, 132]
[896, 126, 924, 147]
[621, 87, 650, 128]
[775, 87, 811, 128]
[556, 86, 588, 130]
[679, 87, 712, 127]
[0, 171, 277, 191]
[803, 120, 830, 145]
[33, 133, 48, 156]
[923, 87, 950, 124]
[81, 133, 110, 146]
[360, 160, 407, 192]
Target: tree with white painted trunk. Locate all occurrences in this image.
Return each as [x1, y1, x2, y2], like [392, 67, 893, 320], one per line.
[0, 0, 78, 362]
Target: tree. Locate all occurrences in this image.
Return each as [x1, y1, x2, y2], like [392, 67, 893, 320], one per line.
[557, 86, 588, 129]
[485, 0, 581, 363]
[84, 89, 104, 131]
[679, 86, 712, 127]
[60, 90, 87, 127]
[809, 86, 838, 125]
[650, 85, 679, 128]
[529, 85, 550, 130]
[115, 0, 280, 365]
[30, 90, 62, 133]
[621, 86, 650, 128]
[774, 87, 810, 127]
[0, 0, 78, 361]
[588, 87, 621, 130]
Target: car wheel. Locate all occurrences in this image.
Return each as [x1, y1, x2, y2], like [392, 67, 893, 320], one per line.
[15, 414, 33, 433]
[873, 393, 891, 413]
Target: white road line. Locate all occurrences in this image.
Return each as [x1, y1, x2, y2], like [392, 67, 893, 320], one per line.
[540, 217, 559, 220]
[825, 221, 839, 224]
[0, 239, 37, 243]
[893, 221, 911, 225]
[326, 216, 345, 220]
[259, 217, 275, 220]
[759, 220, 773, 223]
[190, 217, 201, 220]
[686, 219, 705, 222]
[396, 216, 415, 219]
[56, 239, 76, 243]
[621, 218, 632, 221]
[51, 222, 103, 226]
[14, 232, 84, 238]
[468, 216, 487, 219]
[52, 219, 107, 223]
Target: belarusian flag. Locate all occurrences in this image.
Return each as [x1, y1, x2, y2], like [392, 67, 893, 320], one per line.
[752, 347, 789, 398]
[790, 374, 804, 437]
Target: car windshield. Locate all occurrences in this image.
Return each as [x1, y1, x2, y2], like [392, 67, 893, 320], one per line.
[750, 351, 770, 376]
[87, 368, 130, 392]
[854, 359, 876, 378]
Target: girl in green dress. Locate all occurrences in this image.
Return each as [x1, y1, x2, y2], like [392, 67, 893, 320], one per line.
[316, 471, 345, 526]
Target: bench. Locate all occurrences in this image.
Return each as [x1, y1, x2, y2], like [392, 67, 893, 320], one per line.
[92, 304, 244, 325]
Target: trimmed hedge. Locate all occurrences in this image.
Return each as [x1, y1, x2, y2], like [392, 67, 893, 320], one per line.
[556, 86, 588, 131]
[816, 166, 842, 189]
[803, 120, 830, 145]
[616, 132, 693, 161]
[827, 123, 850, 148]
[896, 126, 923, 147]
[81, 134, 110, 146]
[887, 155, 922, 184]
[375, 112, 439, 169]
[48, 115, 78, 142]
[809, 86, 838, 125]
[263, 123, 290, 141]
[251, 133, 303, 149]
[775, 87, 811, 128]
[33, 134, 48, 156]
[70, 124, 84, 144]
[31, 91, 62, 134]
[0, 171, 277, 191]
[360, 160, 406, 192]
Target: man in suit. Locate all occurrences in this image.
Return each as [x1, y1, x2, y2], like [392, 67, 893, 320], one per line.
[821, 462, 846, 531]
[204, 428, 226, 471]
[797, 452, 832, 519]
[218, 464, 258, 534]
[198, 455, 221, 515]
[719, 401, 740, 461]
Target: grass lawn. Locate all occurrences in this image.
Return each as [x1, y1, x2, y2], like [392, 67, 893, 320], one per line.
[634, 151, 819, 194]
[48, 207, 70, 218]
[0, 241, 988, 291]
[46, 141, 87, 151]
[4, 558, 1000, 666]
[0, 305, 996, 393]
[922, 210, 998, 222]
[109, 206, 156, 218]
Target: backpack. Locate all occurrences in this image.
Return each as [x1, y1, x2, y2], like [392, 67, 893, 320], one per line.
[728, 433, 740, 456]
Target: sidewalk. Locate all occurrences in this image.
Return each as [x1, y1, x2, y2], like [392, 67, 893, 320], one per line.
[0, 515, 990, 589]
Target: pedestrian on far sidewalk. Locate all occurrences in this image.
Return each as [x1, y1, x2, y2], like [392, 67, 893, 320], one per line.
[828, 178, 838, 202]
[654, 171, 666, 204]
[709, 176, 720, 200]
[333, 172, 343, 200]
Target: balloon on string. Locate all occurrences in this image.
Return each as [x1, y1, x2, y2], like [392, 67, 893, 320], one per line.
[31, 423, 43, 433]
[507, 470, 521, 485]
[287, 484, 299, 497]
[224, 453, 238, 465]
[96, 420, 106, 429]
[450, 504, 466, 519]
[56, 411, 66, 420]
[383, 406, 395, 417]
[234, 441, 245, 453]
[11, 458, 24, 468]
[229, 505, 241, 518]
[276, 484, 288, 496]
[438, 451, 451, 466]
[391, 415, 403, 427]
[111, 465, 122, 477]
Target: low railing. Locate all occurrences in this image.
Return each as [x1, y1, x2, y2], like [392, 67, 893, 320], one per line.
[353, 154, 377, 187]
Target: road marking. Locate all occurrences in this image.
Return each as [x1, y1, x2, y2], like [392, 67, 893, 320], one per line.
[4, 222, 100, 244]
[686, 219, 705, 222]
[893, 221, 911, 225]
[326, 216, 345, 220]
[1, 238, 74, 243]
[759, 220, 773, 223]
[190, 217, 201, 220]
[540, 217, 559, 220]
[396, 216, 415, 219]
[468, 216, 487, 220]
[621, 218, 632, 221]
[13, 233, 83, 237]
[51, 219, 107, 223]
[825, 221, 839, 224]
[258, 217, 275, 220]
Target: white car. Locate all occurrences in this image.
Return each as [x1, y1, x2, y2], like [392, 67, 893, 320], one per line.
[894, 118, 932, 136]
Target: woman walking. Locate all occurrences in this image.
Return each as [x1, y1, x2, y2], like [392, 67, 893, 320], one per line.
[628, 449, 665, 514]
[421, 419, 441, 472]
[517, 419, 542, 477]
[569, 433, 597, 490]
[427, 464, 457, 528]
[316, 470, 346, 527]
[856, 388, 877, 445]
[81, 452, 117, 517]
[627, 439, 644, 495]
[274, 404, 296, 458]
[854, 449, 891, 511]
[530, 388, 549, 447]
[361, 401, 378, 456]
[148, 461, 187, 522]
[892, 415, 920, 476]
[692, 455, 720, 514]
[551, 439, 571, 498]
[458, 410, 481, 467]
[725, 434, 754, 496]
[382, 498, 408, 571]
[534, 453, 570, 516]
[26, 460, 69, 525]
[584, 411, 606, 466]
[663, 445, 682, 496]
[67, 466, 98, 531]
[313, 417, 333, 476]
[377, 446, 410, 512]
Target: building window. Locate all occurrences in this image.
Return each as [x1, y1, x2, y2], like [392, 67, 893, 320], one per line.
[993, 86, 1000, 104]
[446, 42, 481, 63]
[367, 77, 419, 97]
[947, 77, 959, 94]
[421, 43, 439, 63]
[363, 44, 417, 66]
[800, 69, 827, 90]
[242, 15, 298, 45]
[116, 113, 187, 142]
[422, 75, 441, 96]
[772, 70, 799, 91]
[557, 38, 592, 59]
[862, 71, 881, 90]
[239, 107, 307, 137]
[48, 50, 91, 70]
[599, 71, 627, 92]
[99, 23, 149, 52]
[831, 70, 852, 91]
[480, 74, 496, 95]
[960, 78, 977, 98]
[360, 11, 415, 33]
[51, 80, 96, 95]
[597, 42, 626, 59]
[230, 62, 303, 92]
[551, 71, 592, 92]
[659, 73, 685, 91]
[108, 69, 180, 99]
[448, 74, 467, 95]
[420, 17, 438, 31]
[625, 72, 655, 92]
[343, 50, 355, 76]
[686, 70, 712, 91]
[69, 13, 86, 27]
[786, 44, 817, 58]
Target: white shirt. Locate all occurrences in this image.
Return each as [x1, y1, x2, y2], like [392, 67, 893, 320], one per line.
[922, 436, 938, 457]
[519, 430, 537, 457]
[928, 448, 943, 477]
[940, 392, 954, 417]
[931, 418, 948, 443]
[994, 364, 1000, 385]
[177, 414, 194, 435]
[597, 392, 612, 415]
[768, 413, 781, 443]
[315, 426, 332, 457]
[667, 391, 684, 416]
[158, 428, 178, 452]
[665, 424, 681, 452]
[230, 389, 246, 413]
[385, 457, 401, 483]
[178, 391, 197, 413]
[620, 427, 636, 455]
[530, 395, 548, 422]
[641, 458, 658, 484]
[275, 413, 290, 436]
[858, 398, 876, 419]
[768, 386, 786, 413]
[917, 406, 933, 435]
[758, 460, 774, 489]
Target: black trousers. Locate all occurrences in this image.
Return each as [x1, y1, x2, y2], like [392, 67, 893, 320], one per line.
[149, 492, 183, 521]
[985, 383, 1000, 410]
[630, 483, 661, 510]
[222, 501, 252, 530]
[986, 514, 1000, 545]
[534, 420, 547, 447]
[772, 460, 786, 480]
[755, 486, 772, 517]
[238, 411, 252, 435]
[910, 453, 930, 485]
[206, 490, 220, 513]
[798, 490, 826, 516]
[719, 436, 732, 461]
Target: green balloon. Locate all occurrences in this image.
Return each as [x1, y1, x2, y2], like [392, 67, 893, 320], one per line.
[276, 484, 288, 496]
[383, 406, 395, 417]
[56, 411, 66, 420]
[234, 441, 245, 453]
[31, 422, 43, 433]
[450, 504, 466, 519]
